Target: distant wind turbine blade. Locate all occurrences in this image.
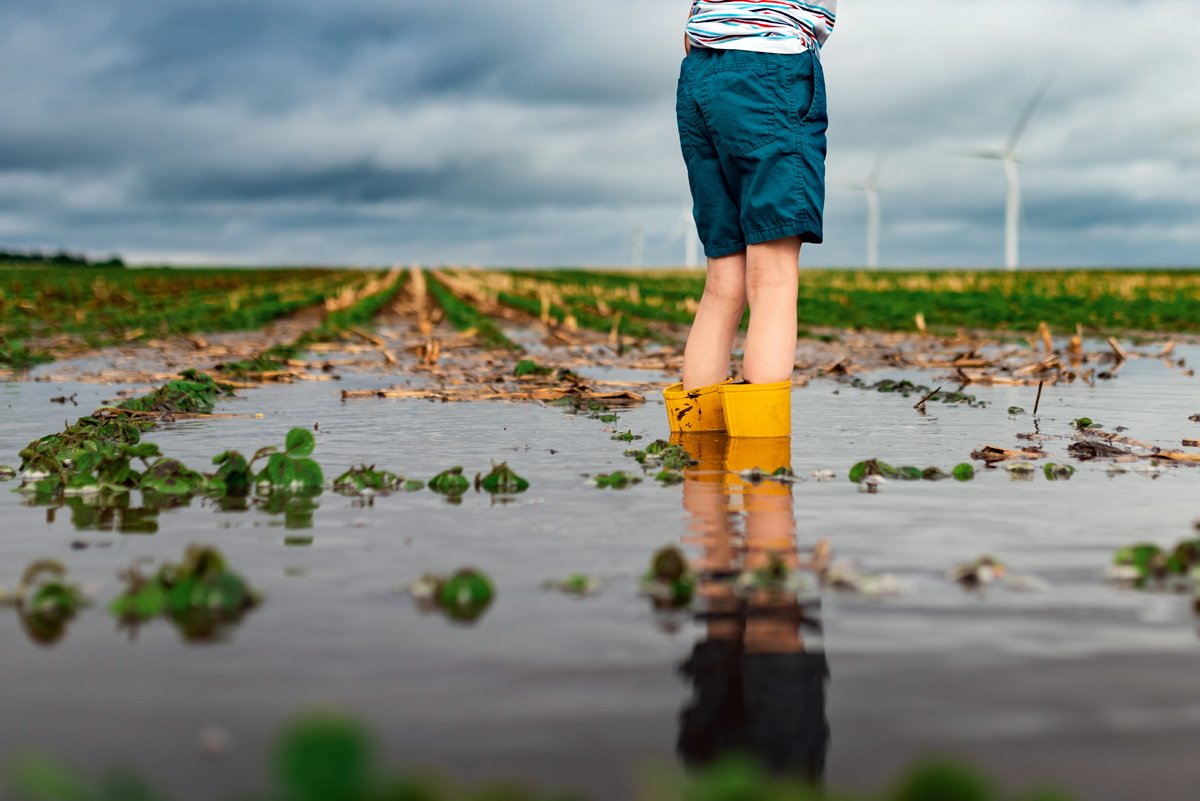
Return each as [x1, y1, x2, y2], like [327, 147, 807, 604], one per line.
[958, 148, 1006, 160]
[1006, 77, 1053, 153]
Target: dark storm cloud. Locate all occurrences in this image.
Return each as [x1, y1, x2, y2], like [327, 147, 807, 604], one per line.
[1, 0, 1198, 266]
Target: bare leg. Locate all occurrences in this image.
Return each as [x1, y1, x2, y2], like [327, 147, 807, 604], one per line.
[743, 237, 800, 384]
[682, 251, 747, 390]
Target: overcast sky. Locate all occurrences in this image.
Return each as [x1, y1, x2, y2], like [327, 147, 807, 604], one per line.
[1, 0, 1198, 268]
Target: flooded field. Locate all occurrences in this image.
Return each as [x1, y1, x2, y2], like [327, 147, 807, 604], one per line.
[3, 337, 1200, 801]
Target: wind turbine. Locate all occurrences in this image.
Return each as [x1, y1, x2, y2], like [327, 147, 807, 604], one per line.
[964, 79, 1051, 270]
[667, 199, 701, 268]
[846, 151, 887, 268]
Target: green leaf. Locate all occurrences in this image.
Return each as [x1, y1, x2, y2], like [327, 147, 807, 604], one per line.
[428, 467, 469, 495]
[438, 569, 495, 621]
[952, 463, 976, 481]
[891, 759, 997, 801]
[479, 462, 529, 494]
[293, 459, 324, 490]
[285, 427, 315, 457]
[273, 714, 374, 801]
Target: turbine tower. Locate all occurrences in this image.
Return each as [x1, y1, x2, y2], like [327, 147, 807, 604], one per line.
[667, 199, 702, 268]
[846, 151, 887, 268]
[965, 80, 1051, 270]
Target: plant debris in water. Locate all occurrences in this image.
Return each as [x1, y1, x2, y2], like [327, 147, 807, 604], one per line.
[428, 466, 470, 496]
[1042, 463, 1077, 481]
[543, 573, 601, 597]
[593, 471, 641, 489]
[477, 461, 530, 494]
[408, 568, 495, 622]
[848, 377, 987, 408]
[0, 560, 89, 645]
[110, 545, 261, 641]
[640, 545, 696, 609]
[333, 465, 423, 495]
[1107, 538, 1200, 610]
[848, 459, 975, 484]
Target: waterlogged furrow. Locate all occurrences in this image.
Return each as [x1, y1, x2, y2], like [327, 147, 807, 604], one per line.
[222, 268, 407, 377]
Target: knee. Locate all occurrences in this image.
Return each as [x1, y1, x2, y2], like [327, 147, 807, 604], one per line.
[745, 264, 796, 300]
[702, 272, 746, 308]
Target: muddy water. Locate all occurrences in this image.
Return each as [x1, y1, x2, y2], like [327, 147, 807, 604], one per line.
[1, 348, 1200, 801]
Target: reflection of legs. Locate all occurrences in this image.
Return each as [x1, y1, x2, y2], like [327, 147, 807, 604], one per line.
[743, 237, 800, 384]
[681, 435, 742, 632]
[683, 253, 747, 391]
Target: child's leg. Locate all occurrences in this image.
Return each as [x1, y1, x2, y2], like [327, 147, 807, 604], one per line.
[743, 236, 800, 384]
[682, 251, 747, 390]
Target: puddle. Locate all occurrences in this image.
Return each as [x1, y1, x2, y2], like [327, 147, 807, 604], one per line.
[1, 349, 1200, 800]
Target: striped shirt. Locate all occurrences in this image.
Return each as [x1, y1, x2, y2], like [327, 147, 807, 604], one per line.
[686, 0, 837, 54]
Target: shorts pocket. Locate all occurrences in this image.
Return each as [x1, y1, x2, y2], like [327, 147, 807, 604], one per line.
[697, 64, 781, 157]
[800, 48, 827, 125]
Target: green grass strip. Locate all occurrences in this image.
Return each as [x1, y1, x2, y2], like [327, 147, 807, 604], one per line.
[426, 272, 519, 351]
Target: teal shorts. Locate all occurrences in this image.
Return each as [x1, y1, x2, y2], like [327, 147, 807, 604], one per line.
[676, 46, 828, 259]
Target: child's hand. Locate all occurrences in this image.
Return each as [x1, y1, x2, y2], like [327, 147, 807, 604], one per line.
[684, 32, 691, 54]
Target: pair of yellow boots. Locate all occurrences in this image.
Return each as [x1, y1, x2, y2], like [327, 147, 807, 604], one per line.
[663, 378, 791, 438]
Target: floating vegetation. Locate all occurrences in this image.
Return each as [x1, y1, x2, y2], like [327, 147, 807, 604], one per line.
[611, 430, 641, 442]
[951, 556, 1007, 588]
[0, 560, 89, 645]
[848, 377, 987, 408]
[428, 466, 470, 497]
[1043, 463, 1077, 481]
[1007, 406, 1026, 416]
[640, 546, 696, 609]
[333, 465, 423, 495]
[543, 574, 601, 597]
[110, 545, 262, 641]
[1004, 462, 1037, 479]
[733, 553, 813, 596]
[624, 439, 696, 485]
[0, 465, 15, 481]
[825, 560, 906, 597]
[593, 471, 641, 489]
[477, 462, 530, 494]
[408, 568, 495, 622]
[3, 708, 1088, 801]
[848, 459, 975, 484]
[1107, 539, 1200, 605]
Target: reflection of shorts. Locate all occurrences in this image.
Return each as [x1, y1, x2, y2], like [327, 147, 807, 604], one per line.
[676, 46, 828, 259]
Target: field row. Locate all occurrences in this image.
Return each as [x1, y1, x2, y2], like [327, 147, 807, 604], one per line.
[4, 264, 1200, 369]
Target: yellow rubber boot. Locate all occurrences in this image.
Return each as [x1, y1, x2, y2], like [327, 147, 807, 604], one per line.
[720, 379, 792, 438]
[663, 378, 732, 433]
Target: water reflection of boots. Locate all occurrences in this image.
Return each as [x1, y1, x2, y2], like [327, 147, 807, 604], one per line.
[676, 431, 829, 784]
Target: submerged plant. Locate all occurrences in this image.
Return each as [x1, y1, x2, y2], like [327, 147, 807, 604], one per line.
[594, 471, 641, 489]
[0, 560, 89, 645]
[1042, 463, 1076, 481]
[408, 568, 495, 622]
[110, 545, 262, 641]
[428, 466, 470, 496]
[477, 462, 529, 494]
[641, 545, 696, 608]
[333, 464, 421, 494]
[543, 573, 601, 597]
